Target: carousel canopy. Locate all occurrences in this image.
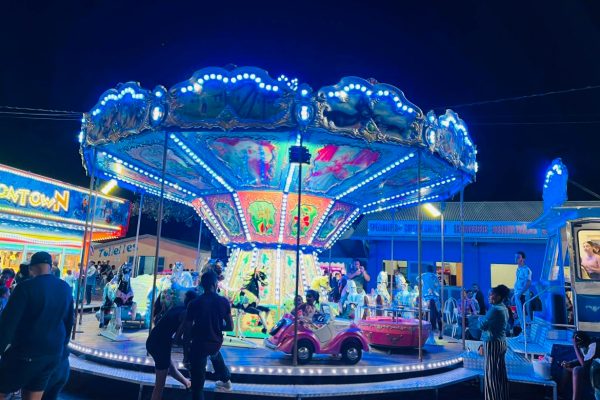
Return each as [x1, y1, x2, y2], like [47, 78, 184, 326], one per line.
[80, 66, 476, 250]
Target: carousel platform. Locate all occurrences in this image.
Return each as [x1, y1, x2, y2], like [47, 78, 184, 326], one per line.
[69, 314, 470, 396]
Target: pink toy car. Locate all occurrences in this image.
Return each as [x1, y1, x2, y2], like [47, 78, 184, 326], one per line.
[265, 313, 370, 365]
[358, 316, 431, 348]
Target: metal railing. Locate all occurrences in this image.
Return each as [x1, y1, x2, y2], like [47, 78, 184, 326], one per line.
[522, 287, 576, 359]
[523, 287, 550, 359]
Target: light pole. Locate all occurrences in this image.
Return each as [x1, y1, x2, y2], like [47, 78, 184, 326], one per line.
[423, 202, 444, 340]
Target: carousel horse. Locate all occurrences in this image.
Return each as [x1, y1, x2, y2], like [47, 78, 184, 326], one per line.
[232, 266, 270, 334]
[99, 263, 137, 332]
[376, 270, 391, 304]
[148, 261, 195, 323]
[394, 282, 415, 318]
[341, 280, 368, 321]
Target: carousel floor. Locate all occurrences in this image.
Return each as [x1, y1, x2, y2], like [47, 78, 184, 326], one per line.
[70, 314, 465, 385]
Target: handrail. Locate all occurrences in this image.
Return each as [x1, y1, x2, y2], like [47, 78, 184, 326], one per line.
[522, 287, 551, 359]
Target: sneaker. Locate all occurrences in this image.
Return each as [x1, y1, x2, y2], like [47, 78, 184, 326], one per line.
[215, 380, 233, 391]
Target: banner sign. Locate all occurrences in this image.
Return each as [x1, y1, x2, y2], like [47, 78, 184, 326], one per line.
[367, 220, 547, 239]
[96, 241, 137, 258]
[0, 164, 130, 232]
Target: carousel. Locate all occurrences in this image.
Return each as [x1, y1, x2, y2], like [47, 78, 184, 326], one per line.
[68, 66, 477, 395]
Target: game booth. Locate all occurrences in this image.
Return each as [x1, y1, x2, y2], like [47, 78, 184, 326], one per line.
[67, 66, 480, 397]
[0, 163, 130, 273]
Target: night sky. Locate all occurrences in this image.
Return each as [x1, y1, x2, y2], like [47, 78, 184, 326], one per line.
[1, 1, 599, 206]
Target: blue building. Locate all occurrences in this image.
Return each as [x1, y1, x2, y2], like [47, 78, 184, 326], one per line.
[329, 201, 599, 296]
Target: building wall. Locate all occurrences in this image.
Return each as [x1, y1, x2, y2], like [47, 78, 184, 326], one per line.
[93, 236, 209, 272]
[364, 239, 546, 295]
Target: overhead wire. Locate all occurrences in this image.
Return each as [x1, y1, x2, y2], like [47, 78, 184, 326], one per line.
[0, 105, 82, 115]
[432, 84, 600, 110]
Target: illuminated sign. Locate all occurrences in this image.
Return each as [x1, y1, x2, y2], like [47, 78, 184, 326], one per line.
[0, 164, 131, 233]
[0, 184, 70, 213]
[367, 220, 548, 240]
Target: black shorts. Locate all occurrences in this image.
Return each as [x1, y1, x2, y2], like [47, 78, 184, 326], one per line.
[146, 336, 171, 370]
[0, 351, 60, 394]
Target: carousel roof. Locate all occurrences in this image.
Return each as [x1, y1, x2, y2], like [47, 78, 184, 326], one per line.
[81, 66, 476, 208]
[79, 66, 477, 249]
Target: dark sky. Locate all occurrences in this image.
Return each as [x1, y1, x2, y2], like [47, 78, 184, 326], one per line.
[1, 0, 599, 204]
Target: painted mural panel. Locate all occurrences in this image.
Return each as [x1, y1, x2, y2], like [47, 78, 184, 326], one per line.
[283, 194, 331, 245]
[206, 136, 287, 188]
[303, 144, 380, 193]
[312, 201, 355, 247]
[202, 194, 244, 239]
[237, 191, 282, 242]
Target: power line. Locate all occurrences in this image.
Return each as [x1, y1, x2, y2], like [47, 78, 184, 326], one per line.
[0, 105, 82, 115]
[470, 120, 600, 126]
[0, 111, 81, 118]
[433, 84, 600, 110]
[0, 115, 81, 121]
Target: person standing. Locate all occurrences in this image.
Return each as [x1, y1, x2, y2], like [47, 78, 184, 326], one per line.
[0, 252, 74, 400]
[85, 261, 97, 305]
[418, 264, 443, 338]
[15, 263, 30, 285]
[513, 251, 532, 332]
[471, 283, 487, 315]
[184, 271, 233, 400]
[63, 270, 76, 297]
[479, 284, 510, 400]
[347, 259, 370, 294]
[51, 261, 61, 279]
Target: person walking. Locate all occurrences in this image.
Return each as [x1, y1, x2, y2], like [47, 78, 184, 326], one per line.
[0, 252, 74, 400]
[184, 271, 233, 400]
[479, 284, 510, 400]
[513, 251, 532, 332]
[146, 289, 194, 400]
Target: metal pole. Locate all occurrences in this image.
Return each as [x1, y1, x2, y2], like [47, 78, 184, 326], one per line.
[460, 187, 466, 350]
[132, 193, 144, 277]
[78, 180, 101, 326]
[149, 132, 169, 335]
[72, 148, 96, 339]
[391, 208, 397, 301]
[292, 135, 304, 367]
[439, 205, 445, 340]
[417, 151, 423, 362]
[196, 218, 204, 271]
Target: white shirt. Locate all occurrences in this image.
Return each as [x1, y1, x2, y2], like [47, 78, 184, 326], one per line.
[514, 265, 532, 293]
[584, 342, 598, 362]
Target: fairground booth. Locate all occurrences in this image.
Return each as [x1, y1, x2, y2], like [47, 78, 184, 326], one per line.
[0, 163, 131, 272]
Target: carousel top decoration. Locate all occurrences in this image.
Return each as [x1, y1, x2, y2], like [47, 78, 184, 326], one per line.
[79, 66, 477, 251]
[542, 158, 568, 212]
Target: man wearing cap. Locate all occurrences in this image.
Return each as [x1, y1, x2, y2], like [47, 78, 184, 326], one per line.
[0, 252, 74, 400]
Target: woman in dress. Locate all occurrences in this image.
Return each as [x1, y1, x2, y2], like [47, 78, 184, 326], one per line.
[479, 284, 510, 400]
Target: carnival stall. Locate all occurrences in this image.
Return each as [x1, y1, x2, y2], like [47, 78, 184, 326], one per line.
[0, 163, 130, 272]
